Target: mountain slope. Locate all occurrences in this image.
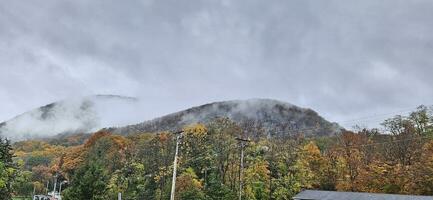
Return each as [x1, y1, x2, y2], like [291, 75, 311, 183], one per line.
[1, 98, 342, 141]
[0, 95, 138, 141]
[110, 99, 342, 137]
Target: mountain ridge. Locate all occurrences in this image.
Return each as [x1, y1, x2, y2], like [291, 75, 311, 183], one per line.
[109, 98, 342, 137]
[1, 98, 342, 141]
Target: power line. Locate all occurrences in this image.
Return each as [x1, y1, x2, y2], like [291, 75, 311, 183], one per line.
[276, 105, 433, 132]
[338, 104, 433, 126]
[165, 108, 428, 140]
[337, 135, 433, 149]
[156, 105, 432, 140]
[338, 107, 421, 124]
[340, 111, 413, 125]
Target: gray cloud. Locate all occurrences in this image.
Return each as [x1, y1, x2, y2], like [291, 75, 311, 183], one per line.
[0, 95, 145, 140]
[1, 0, 433, 129]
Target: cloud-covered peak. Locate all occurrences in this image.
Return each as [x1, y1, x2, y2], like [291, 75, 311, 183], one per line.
[1, 0, 433, 128]
[0, 95, 140, 141]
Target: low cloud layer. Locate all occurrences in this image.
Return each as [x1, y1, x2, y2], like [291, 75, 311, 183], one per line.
[1, 0, 433, 129]
[0, 95, 144, 140]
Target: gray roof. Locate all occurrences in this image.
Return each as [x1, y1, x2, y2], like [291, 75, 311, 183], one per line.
[293, 190, 433, 200]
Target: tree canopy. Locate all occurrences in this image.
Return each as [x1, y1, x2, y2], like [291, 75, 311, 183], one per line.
[4, 106, 433, 199]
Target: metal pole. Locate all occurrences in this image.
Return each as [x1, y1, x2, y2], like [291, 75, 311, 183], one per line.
[170, 132, 182, 200]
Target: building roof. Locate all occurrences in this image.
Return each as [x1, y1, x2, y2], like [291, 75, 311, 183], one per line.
[293, 190, 433, 200]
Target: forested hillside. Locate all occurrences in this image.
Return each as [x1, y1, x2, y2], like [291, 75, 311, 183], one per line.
[110, 99, 342, 137]
[0, 98, 342, 141]
[2, 106, 433, 199]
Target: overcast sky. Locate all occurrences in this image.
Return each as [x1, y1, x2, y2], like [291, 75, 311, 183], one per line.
[1, 0, 433, 128]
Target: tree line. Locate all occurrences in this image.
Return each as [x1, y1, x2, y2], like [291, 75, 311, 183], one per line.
[2, 105, 433, 199]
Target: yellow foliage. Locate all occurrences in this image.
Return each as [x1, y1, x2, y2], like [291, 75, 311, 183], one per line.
[183, 123, 207, 136]
[62, 145, 86, 173]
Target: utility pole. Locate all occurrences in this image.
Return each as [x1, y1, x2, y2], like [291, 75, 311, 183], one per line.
[170, 130, 184, 200]
[236, 137, 250, 200]
[46, 181, 49, 195]
[52, 174, 58, 196]
[59, 181, 67, 196]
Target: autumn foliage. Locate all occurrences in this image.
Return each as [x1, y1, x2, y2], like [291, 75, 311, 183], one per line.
[5, 106, 433, 199]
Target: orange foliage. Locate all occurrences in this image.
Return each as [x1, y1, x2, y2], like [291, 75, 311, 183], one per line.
[158, 132, 170, 143]
[62, 145, 86, 173]
[84, 130, 112, 148]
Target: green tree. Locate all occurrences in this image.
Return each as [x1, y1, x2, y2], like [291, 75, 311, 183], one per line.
[205, 172, 236, 200]
[207, 118, 240, 185]
[409, 105, 432, 136]
[0, 137, 16, 199]
[12, 169, 33, 198]
[63, 162, 109, 200]
[243, 142, 271, 200]
[63, 132, 128, 200]
[107, 161, 152, 200]
[272, 174, 301, 200]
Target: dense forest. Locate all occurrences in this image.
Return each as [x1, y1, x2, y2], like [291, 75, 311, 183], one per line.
[1, 105, 433, 199]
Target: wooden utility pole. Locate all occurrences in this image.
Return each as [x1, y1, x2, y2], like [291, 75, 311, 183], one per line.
[170, 130, 184, 200]
[46, 181, 49, 194]
[52, 174, 58, 196]
[236, 137, 250, 200]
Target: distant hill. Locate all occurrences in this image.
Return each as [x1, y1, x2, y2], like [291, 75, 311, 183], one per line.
[1, 98, 342, 141]
[0, 95, 138, 141]
[110, 99, 342, 137]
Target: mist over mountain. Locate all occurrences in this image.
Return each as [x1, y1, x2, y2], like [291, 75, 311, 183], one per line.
[1, 97, 342, 141]
[0, 95, 139, 141]
[110, 99, 342, 137]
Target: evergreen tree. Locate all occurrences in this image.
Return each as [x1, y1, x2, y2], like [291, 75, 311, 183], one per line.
[0, 137, 16, 200]
[63, 161, 109, 200]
